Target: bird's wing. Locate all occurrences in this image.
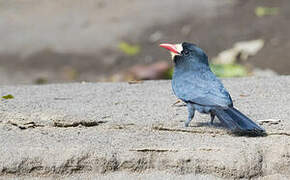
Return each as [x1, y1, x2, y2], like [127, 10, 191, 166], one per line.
[173, 71, 233, 108]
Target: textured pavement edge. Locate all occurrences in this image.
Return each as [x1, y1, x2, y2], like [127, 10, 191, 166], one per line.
[0, 76, 289, 179]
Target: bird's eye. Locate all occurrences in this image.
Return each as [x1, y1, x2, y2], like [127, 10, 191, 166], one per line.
[183, 50, 189, 56]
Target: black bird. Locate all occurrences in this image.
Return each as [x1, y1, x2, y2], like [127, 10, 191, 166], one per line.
[160, 42, 266, 136]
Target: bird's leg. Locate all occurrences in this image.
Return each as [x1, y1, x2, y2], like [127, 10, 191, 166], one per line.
[185, 103, 195, 127]
[210, 113, 215, 125]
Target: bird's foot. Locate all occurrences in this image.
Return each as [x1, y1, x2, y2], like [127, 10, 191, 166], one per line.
[185, 121, 192, 127]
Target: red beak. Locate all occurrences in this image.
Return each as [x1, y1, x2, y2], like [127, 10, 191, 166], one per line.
[160, 43, 180, 54]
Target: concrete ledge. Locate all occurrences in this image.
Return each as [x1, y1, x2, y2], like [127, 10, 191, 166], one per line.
[0, 76, 290, 179]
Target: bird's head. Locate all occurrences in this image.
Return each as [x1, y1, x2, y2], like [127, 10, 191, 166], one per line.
[160, 42, 209, 65]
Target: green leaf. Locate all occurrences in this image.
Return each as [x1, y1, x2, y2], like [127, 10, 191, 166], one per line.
[164, 67, 173, 79]
[118, 42, 141, 56]
[210, 63, 248, 77]
[2, 94, 14, 99]
[255, 7, 279, 17]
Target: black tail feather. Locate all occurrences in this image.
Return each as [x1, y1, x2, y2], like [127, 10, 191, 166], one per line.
[213, 107, 266, 136]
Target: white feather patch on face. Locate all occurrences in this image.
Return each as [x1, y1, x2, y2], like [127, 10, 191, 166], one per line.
[170, 43, 183, 60]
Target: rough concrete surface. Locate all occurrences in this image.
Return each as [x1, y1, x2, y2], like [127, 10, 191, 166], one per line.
[0, 76, 290, 179]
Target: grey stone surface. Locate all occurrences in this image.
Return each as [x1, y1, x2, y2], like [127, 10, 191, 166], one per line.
[0, 76, 290, 179]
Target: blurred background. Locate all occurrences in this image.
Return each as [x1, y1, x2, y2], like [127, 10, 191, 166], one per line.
[0, 0, 289, 85]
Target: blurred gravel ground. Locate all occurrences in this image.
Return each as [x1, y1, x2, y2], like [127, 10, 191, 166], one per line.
[0, 0, 289, 84]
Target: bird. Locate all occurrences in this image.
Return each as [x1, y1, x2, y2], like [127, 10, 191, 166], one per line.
[160, 42, 266, 136]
